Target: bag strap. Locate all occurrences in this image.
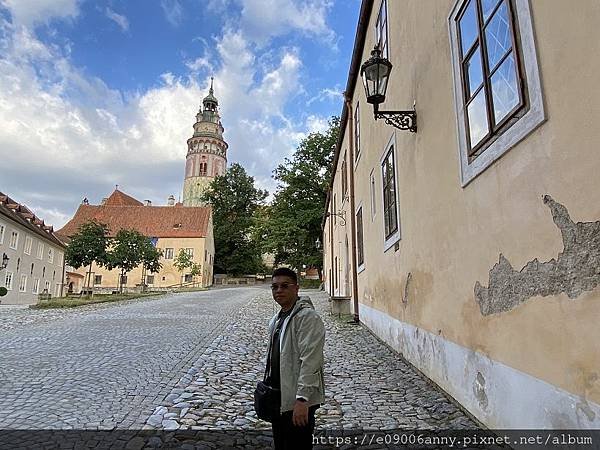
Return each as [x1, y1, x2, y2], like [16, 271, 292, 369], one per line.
[264, 306, 304, 382]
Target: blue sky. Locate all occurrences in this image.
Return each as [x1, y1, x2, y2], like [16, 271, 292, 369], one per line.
[0, 0, 361, 228]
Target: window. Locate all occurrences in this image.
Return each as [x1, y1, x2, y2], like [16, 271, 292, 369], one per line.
[30, 263, 34, 275]
[164, 248, 174, 259]
[449, 0, 545, 185]
[184, 248, 194, 258]
[32, 278, 40, 294]
[24, 236, 33, 255]
[341, 152, 348, 200]
[44, 280, 50, 293]
[9, 231, 18, 249]
[369, 169, 376, 220]
[48, 248, 54, 263]
[382, 146, 398, 240]
[199, 162, 208, 176]
[184, 274, 193, 283]
[334, 257, 338, 290]
[146, 275, 154, 285]
[205, 249, 207, 261]
[355, 103, 361, 162]
[5, 271, 13, 290]
[120, 275, 128, 285]
[16, 257, 20, 272]
[0, 222, 5, 244]
[36, 242, 44, 260]
[333, 194, 337, 225]
[376, 0, 389, 58]
[94, 275, 102, 285]
[356, 207, 365, 270]
[19, 274, 27, 292]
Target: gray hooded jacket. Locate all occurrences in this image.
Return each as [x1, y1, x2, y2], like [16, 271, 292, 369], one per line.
[267, 296, 325, 413]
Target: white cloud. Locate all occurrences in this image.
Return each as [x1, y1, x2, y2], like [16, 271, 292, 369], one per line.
[306, 115, 329, 134]
[236, 0, 335, 46]
[105, 8, 129, 32]
[0, 0, 80, 28]
[161, 0, 184, 27]
[307, 85, 343, 105]
[0, 0, 338, 228]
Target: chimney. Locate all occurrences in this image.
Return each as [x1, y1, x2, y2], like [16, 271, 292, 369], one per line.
[167, 195, 175, 206]
[144, 200, 152, 206]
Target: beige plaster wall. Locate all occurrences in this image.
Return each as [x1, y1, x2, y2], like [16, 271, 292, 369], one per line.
[326, 0, 600, 409]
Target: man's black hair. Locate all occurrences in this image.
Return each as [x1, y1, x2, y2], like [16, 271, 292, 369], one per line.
[272, 267, 298, 284]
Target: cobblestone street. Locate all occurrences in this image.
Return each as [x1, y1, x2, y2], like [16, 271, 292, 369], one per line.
[0, 288, 478, 448]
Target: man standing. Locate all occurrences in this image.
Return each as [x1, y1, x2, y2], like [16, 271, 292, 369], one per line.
[267, 267, 325, 450]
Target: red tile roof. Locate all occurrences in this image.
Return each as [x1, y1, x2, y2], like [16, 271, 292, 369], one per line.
[104, 189, 144, 206]
[57, 204, 211, 238]
[0, 191, 66, 248]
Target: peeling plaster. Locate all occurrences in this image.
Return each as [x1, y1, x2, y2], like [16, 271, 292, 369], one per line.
[475, 195, 600, 315]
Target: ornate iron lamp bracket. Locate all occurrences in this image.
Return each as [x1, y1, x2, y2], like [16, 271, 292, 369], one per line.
[374, 104, 417, 132]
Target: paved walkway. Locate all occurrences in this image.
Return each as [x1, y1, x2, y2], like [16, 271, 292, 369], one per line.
[0, 288, 478, 449]
[143, 289, 478, 447]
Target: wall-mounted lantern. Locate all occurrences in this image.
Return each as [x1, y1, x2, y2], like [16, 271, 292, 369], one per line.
[360, 46, 417, 132]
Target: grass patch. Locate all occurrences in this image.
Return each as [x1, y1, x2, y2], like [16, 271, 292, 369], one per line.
[30, 292, 166, 309]
[299, 279, 322, 289]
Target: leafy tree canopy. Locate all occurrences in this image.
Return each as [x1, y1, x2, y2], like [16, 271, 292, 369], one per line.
[65, 220, 109, 270]
[202, 162, 268, 276]
[262, 116, 340, 273]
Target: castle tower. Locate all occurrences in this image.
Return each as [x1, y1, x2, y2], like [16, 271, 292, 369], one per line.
[182, 78, 228, 206]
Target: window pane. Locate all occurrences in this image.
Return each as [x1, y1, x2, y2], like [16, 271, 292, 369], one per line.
[466, 46, 483, 98]
[482, 0, 501, 22]
[459, 0, 478, 55]
[467, 88, 489, 147]
[485, 1, 512, 70]
[491, 53, 520, 124]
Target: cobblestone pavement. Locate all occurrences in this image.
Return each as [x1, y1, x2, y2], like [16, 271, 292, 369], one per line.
[141, 289, 479, 448]
[0, 288, 262, 430]
[0, 288, 480, 449]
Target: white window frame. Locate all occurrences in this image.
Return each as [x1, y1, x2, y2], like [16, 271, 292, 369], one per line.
[380, 133, 401, 252]
[449, 0, 545, 187]
[164, 248, 174, 259]
[48, 247, 54, 263]
[9, 231, 19, 249]
[0, 222, 5, 244]
[354, 102, 361, 166]
[19, 274, 27, 292]
[5, 271, 14, 290]
[184, 248, 194, 259]
[36, 242, 44, 260]
[369, 168, 376, 221]
[24, 236, 33, 255]
[32, 278, 40, 294]
[375, 0, 389, 59]
[44, 280, 51, 293]
[356, 203, 365, 274]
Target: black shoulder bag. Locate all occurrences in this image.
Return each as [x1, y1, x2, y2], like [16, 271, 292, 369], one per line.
[254, 308, 302, 422]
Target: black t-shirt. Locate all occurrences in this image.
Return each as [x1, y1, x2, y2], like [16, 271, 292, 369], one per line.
[269, 303, 295, 390]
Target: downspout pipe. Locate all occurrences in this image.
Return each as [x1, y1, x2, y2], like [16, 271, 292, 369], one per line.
[345, 92, 360, 324]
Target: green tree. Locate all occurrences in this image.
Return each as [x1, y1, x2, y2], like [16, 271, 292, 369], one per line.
[140, 239, 163, 292]
[264, 116, 340, 275]
[106, 229, 157, 293]
[202, 163, 268, 276]
[173, 248, 193, 286]
[64, 220, 110, 295]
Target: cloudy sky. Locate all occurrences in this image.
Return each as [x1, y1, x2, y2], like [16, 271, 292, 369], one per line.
[0, 0, 360, 228]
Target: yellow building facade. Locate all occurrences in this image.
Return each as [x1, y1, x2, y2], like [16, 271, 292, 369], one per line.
[324, 0, 600, 429]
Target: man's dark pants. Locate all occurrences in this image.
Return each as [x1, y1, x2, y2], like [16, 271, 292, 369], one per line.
[271, 405, 319, 450]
